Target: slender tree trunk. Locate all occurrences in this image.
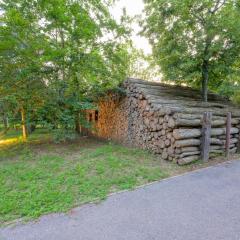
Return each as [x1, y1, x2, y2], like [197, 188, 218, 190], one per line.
[2, 113, 8, 130]
[201, 60, 209, 102]
[75, 112, 81, 134]
[59, 28, 65, 82]
[21, 107, 28, 140]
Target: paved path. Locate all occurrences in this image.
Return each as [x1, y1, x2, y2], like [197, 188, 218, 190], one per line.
[1, 160, 240, 240]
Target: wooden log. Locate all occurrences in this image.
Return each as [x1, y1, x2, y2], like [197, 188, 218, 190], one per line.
[237, 131, 240, 153]
[210, 149, 224, 154]
[164, 115, 169, 122]
[173, 114, 240, 125]
[210, 128, 238, 137]
[128, 79, 238, 106]
[159, 118, 164, 124]
[144, 118, 150, 126]
[225, 112, 232, 159]
[222, 138, 238, 145]
[175, 118, 225, 127]
[210, 138, 237, 145]
[153, 132, 158, 139]
[230, 147, 237, 153]
[152, 117, 159, 125]
[210, 144, 235, 150]
[173, 127, 239, 140]
[210, 138, 222, 145]
[162, 151, 168, 160]
[175, 148, 182, 154]
[156, 140, 165, 149]
[165, 139, 171, 147]
[150, 98, 229, 110]
[167, 133, 172, 140]
[211, 145, 223, 150]
[168, 117, 175, 128]
[153, 103, 240, 117]
[138, 88, 228, 104]
[171, 137, 175, 144]
[136, 85, 228, 102]
[173, 129, 201, 139]
[181, 146, 199, 153]
[162, 122, 168, 129]
[175, 139, 201, 147]
[161, 129, 166, 136]
[178, 155, 200, 165]
[201, 112, 212, 162]
[167, 147, 175, 156]
[180, 151, 200, 158]
[233, 133, 239, 138]
[173, 113, 203, 120]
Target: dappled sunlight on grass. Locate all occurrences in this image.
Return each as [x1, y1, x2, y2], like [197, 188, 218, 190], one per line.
[0, 129, 52, 161]
[0, 137, 22, 146]
[0, 129, 51, 148]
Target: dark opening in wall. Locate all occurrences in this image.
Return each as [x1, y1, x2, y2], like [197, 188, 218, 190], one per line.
[95, 110, 99, 121]
[89, 113, 92, 122]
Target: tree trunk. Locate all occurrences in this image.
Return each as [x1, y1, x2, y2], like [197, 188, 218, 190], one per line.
[75, 112, 81, 134]
[59, 28, 65, 82]
[21, 107, 28, 140]
[202, 60, 209, 102]
[2, 113, 8, 130]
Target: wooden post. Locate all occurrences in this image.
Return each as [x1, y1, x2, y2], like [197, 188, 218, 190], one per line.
[225, 112, 232, 160]
[237, 131, 240, 153]
[201, 112, 212, 162]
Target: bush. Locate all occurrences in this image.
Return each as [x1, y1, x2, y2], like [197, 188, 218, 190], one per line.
[231, 90, 240, 106]
[52, 129, 77, 143]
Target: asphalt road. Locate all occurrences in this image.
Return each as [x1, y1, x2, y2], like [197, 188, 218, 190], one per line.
[1, 160, 240, 240]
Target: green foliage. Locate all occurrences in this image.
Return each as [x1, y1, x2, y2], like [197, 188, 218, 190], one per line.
[127, 45, 161, 81]
[52, 129, 77, 143]
[0, 0, 131, 138]
[232, 90, 240, 105]
[141, 0, 240, 99]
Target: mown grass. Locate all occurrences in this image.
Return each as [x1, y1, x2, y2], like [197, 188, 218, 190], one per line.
[0, 130, 169, 224]
[0, 129, 237, 225]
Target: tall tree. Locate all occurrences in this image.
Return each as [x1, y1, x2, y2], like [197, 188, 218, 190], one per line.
[0, 0, 130, 139]
[141, 0, 240, 101]
[0, 4, 49, 139]
[39, 0, 130, 134]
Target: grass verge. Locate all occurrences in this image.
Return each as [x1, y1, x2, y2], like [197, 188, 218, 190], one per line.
[0, 129, 239, 225]
[0, 131, 169, 224]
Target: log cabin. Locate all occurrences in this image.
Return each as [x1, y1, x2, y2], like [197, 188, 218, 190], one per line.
[87, 78, 240, 165]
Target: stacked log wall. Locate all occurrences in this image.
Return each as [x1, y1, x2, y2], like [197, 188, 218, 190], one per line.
[95, 80, 240, 165]
[95, 95, 129, 143]
[124, 80, 240, 165]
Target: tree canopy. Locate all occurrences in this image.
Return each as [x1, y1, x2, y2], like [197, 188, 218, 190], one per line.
[1, 0, 240, 140]
[141, 0, 240, 101]
[0, 0, 131, 139]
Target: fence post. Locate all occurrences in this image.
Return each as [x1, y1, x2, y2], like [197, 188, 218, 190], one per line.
[225, 112, 232, 160]
[201, 112, 212, 162]
[237, 131, 240, 153]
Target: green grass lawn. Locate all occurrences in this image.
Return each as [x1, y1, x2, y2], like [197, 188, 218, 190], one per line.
[0, 129, 236, 225]
[0, 130, 170, 224]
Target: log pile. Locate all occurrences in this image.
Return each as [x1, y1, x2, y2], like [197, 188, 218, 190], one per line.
[96, 94, 129, 142]
[123, 78, 240, 165]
